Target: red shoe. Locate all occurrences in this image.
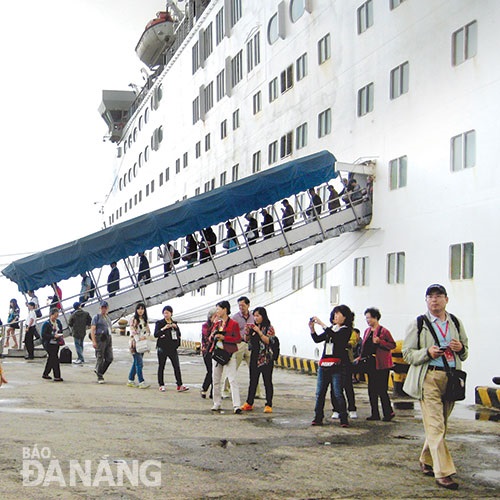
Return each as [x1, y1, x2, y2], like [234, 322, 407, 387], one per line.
[241, 402, 253, 411]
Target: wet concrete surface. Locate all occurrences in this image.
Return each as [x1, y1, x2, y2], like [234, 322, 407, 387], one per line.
[0, 334, 498, 499]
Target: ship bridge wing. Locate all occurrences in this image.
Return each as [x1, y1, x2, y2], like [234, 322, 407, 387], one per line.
[2, 151, 338, 293]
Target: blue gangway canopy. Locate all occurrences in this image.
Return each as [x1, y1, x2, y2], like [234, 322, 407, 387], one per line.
[2, 150, 337, 292]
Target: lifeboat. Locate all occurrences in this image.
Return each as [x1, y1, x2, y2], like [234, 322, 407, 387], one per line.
[135, 11, 175, 68]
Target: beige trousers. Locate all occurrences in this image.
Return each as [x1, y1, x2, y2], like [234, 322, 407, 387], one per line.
[223, 342, 261, 397]
[419, 370, 456, 478]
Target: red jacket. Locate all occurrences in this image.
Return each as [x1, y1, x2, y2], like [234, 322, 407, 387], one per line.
[211, 318, 241, 354]
[361, 325, 396, 370]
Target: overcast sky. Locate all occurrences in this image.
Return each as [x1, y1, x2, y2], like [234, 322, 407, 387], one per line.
[0, 0, 165, 317]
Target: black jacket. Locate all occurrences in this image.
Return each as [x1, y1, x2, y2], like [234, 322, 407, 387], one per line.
[154, 319, 181, 351]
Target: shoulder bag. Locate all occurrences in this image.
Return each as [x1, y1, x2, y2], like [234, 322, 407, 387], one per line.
[212, 347, 231, 366]
[135, 338, 150, 354]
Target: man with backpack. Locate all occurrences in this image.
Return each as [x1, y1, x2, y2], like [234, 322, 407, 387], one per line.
[402, 284, 468, 491]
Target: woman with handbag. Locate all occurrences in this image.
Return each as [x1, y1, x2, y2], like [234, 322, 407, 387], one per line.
[200, 308, 217, 399]
[240, 307, 275, 413]
[127, 303, 151, 389]
[154, 305, 189, 392]
[41, 308, 64, 382]
[5, 298, 20, 349]
[209, 300, 242, 413]
[359, 307, 396, 421]
[309, 304, 353, 427]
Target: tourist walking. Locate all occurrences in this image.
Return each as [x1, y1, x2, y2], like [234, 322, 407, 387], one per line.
[90, 301, 114, 384]
[68, 302, 91, 364]
[24, 301, 40, 359]
[200, 308, 217, 399]
[127, 303, 151, 389]
[403, 284, 468, 490]
[107, 262, 120, 297]
[241, 307, 275, 413]
[154, 305, 188, 392]
[41, 308, 64, 382]
[5, 298, 20, 349]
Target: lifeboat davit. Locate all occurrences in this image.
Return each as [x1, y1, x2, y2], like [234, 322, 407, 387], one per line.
[135, 11, 175, 68]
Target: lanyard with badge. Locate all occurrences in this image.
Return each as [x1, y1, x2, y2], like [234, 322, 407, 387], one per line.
[435, 321, 454, 362]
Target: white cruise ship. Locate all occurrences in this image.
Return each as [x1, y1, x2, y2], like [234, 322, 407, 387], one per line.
[4, 0, 498, 400]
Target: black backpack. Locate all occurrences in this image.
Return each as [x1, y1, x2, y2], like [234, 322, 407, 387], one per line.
[173, 249, 181, 265]
[270, 336, 280, 361]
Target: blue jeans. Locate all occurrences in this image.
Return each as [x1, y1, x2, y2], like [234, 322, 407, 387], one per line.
[74, 337, 84, 362]
[128, 353, 144, 383]
[314, 366, 347, 424]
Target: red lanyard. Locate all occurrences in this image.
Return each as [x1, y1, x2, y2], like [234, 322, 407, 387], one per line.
[435, 321, 448, 341]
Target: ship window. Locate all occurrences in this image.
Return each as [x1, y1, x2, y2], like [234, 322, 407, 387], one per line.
[150, 180, 155, 194]
[128, 136, 132, 148]
[204, 82, 214, 113]
[144, 146, 149, 163]
[144, 108, 149, 124]
[129, 198, 132, 209]
[387, 252, 405, 284]
[216, 70, 225, 101]
[450, 242, 474, 280]
[193, 96, 200, 124]
[192, 41, 200, 74]
[232, 109, 240, 130]
[221, 119, 227, 139]
[357, 83, 374, 116]
[390, 0, 406, 10]
[252, 151, 261, 173]
[216, 8, 225, 45]
[183, 152, 188, 168]
[269, 77, 278, 102]
[127, 168, 132, 183]
[138, 190, 142, 202]
[290, 0, 306, 23]
[451, 130, 476, 172]
[176, 159, 180, 174]
[330, 286, 340, 306]
[357, 0, 374, 34]
[146, 184, 150, 197]
[318, 108, 331, 138]
[389, 155, 407, 190]
[253, 91, 262, 115]
[268, 141, 278, 165]
[138, 116, 143, 131]
[205, 134, 211, 152]
[123, 173, 127, 187]
[230, 0, 242, 28]
[318, 34, 330, 64]
[296, 122, 308, 150]
[124, 203, 127, 214]
[196, 141, 201, 158]
[195, 187, 201, 196]
[204, 23, 213, 59]
[134, 194, 137, 206]
[390, 61, 409, 99]
[313, 263, 326, 289]
[232, 164, 239, 182]
[452, 21, 477, 66]
[280, 65, 293, 93]
[133, 128, 138, 142]
[280, 132, 293, 158]
[296, 52, 308, 80]
[248, 273, 256, 293]
[247, 32, 261, 73]
[292, 266, 303, 290]
[138, 152, 143, 168]
[119, 178, 123, 191]
[264, 270, 273, 292]
[231, 50, 243, 88]
[123, 142, 127, 155]
[354, 256, 369, 286]
[220, 171, 227, 186]
[165, 167, 170, 183]
[268, 14, 279, 45]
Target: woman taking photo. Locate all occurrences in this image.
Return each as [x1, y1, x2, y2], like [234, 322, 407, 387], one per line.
[241, 307, 275, 413]
[209, 300, 242, 413]
[154, 305, 189, 392]
[127, 303, 151, 389]
[309, 304, 353, 427]
[358, 307, 396, 421]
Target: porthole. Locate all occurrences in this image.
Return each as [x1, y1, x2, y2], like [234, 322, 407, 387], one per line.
[144, 107, 150, 124]
[133, 127, 138, 142]
[127, 168, 132, 183]
[133, 163, 138, 178]
[138, 116, 143, 131]
[119, 178, 123, 191]
[292, 345, 298, 355]
[290, 0, 306, 22]
[144, 146, 149, 163]
[138, 152, 143, 168]
[268, 14, 279, 44]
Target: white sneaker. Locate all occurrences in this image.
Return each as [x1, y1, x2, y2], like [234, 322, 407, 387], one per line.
[126, 381, 137, 388]
[158, 386, 166, 392]
[138, 382, 150, 389]
[73, 359, 83, 365]
[331, 412, 340, 419]
[349, 411, 358, 419]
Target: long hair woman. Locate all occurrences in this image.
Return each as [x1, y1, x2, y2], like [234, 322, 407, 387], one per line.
[5, 298, 20, 349]
[127, 303, 151, 389]
[309, 304, 353, 427]
[241, 306, 276, 413]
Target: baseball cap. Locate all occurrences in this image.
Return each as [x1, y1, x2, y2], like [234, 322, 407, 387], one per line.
[100, 300, 109, 307]
[73, 302, 80, 309]
[425, 284, 447, 296]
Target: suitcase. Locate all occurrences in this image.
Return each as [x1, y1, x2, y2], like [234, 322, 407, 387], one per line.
[59, 346, 72, 364]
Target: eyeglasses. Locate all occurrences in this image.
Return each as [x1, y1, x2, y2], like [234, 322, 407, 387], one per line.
[426, 294, 446, 299]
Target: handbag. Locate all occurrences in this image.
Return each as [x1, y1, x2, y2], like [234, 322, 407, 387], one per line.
[222, 240, 230, 249]
[353, 355, 375, 374]
[135, 338, 150, 354]
[421, 316, 466, 402]
[212, 347, 231, 366]
[57, 336, 65, 346]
